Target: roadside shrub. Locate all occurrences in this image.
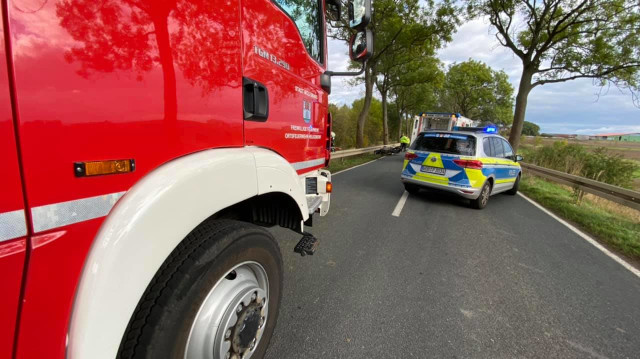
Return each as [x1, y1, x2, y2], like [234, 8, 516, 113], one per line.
[527, 142, 639, 189]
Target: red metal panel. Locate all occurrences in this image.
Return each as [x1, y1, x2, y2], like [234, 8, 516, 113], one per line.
[242, 0, 328, 173]
[6, 0, 244, 357]
[0, 2, 27, 357]
[15, 221, 102, 359]
[0, 240, 26, 359]
[7, 0, 244, 209]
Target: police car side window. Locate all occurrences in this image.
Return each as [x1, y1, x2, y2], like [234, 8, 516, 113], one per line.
[501, 139, 514, 159]
[490, 137, 504, 158]
[273, 0, 324, 64]
[483, 138, 493, 157]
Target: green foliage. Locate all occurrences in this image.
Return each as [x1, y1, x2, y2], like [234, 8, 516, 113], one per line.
[440, 59, 514, 124]
[521, 121, 540, 136]
[534, 135, 543, 147]
[329, 0, 457, 147]
[527, 142, 639, 188]
[330, 98, 386, 149]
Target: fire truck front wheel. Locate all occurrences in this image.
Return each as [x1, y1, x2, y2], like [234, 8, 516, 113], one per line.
[118, 220, 283, 359]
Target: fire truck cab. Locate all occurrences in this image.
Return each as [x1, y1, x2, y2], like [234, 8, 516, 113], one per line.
[0, 0, 372, 358]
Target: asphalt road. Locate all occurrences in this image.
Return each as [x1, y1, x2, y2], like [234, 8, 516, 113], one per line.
[265, 154, 640, 359]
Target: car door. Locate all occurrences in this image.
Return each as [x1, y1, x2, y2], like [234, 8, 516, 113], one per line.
[489, 137, 518, 192]
[0, 5, 28, 355]
[241, 0, 328, 173]
[498, 138, 520, 186]
[488, 137, 510, 192]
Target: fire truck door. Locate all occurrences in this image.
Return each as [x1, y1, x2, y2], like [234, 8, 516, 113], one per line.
[241, 0, 327, 171]
[0, 4, 28, 356]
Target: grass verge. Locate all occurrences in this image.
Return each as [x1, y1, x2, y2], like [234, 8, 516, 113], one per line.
[325, 153, 383, 173]
[519, 175, 640, 260]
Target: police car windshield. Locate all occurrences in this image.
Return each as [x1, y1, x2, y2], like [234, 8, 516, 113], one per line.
[411, 133, 476, 156]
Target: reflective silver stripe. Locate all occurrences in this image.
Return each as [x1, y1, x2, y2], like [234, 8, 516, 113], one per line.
[291, 158, 325, 171]
[0, 209, 27, 242]
[31, 192, 125, 233]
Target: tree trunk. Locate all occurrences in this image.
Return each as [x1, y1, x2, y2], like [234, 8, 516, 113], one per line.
[356, 64, 374, 148]
[508, 68, 534, 152]
[397, 106, 403, 140]
[381, 89, 389, 145]
[153, 15, 178, 123]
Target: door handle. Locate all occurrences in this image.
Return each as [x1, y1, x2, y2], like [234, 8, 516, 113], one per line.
[243, 77, 269, 121]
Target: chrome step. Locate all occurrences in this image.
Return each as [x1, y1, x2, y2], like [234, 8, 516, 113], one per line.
[306, 196, 323, 214]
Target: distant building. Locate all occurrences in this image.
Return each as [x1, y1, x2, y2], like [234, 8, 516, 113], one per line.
[593, 132, 640, 142]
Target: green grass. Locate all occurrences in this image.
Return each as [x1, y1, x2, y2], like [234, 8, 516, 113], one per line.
[633, 162, 640, 179]
[325, 153, 384, 173]
[520, 176, 640, 259]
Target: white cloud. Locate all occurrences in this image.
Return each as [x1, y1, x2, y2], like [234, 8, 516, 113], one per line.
[327, 18, 640, 134]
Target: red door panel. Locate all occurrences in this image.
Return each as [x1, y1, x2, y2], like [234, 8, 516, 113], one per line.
[242, 0, 328, 173]
[0, 3, 28, 357]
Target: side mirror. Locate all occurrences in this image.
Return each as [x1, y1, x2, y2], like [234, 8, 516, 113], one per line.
[515, 155, 524, 162]
[326, 0, 341, 22]
[349, 29, 373, 62]
[348, 0, 371, 30]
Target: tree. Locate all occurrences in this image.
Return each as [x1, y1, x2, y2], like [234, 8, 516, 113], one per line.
[392, 77, 443, 139]
[329, 0, 456, 147]
[466, 0, 640, 151]
[440, 59, 514, 124]
[521, 121, 540, 136]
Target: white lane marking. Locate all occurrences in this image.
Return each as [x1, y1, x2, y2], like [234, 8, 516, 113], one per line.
[331, 157, 383, 176]
[392, 190, 409, 217]
[518, 192, 640, 279]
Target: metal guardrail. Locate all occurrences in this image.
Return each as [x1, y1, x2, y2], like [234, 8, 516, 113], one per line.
[331, 143, 401, 159]
[521, 162, 640, 211]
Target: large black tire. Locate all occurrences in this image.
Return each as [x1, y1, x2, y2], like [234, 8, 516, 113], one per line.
[506, 174, 521, 195]
[470, 181, 491, 210]
[404, 182, 420, 195]
[118, 220, 283, 359]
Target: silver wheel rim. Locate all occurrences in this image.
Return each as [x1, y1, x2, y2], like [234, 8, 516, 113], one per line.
[481, 184, 490, 206]
[185, 261, 269, 359]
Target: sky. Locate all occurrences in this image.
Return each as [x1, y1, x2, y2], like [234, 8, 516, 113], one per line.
[327, 18, 640, 135]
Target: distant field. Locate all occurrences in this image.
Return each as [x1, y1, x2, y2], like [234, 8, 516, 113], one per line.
[521, 136, 640, 161]
[520, 137, 640, 191]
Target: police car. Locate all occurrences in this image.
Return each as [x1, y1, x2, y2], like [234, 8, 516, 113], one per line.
[400, 127, 523, 209]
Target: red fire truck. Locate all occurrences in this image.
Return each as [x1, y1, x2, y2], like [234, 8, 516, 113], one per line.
[0, 0, 372, 357]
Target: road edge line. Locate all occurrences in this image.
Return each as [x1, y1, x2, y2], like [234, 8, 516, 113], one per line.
[517, 192, 640, 279]
[331, 157, 383, 176]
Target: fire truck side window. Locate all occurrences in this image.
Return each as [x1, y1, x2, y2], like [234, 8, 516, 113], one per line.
[273, 0, 324, 63]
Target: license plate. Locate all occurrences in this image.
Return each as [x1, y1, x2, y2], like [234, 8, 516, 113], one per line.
[421, 166, 446, 175]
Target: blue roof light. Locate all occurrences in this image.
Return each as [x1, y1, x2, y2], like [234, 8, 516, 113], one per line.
[484, 125, 497, 133]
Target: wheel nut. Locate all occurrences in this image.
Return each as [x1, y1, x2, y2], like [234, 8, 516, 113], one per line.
[259, 317, 264, 328]
[236, 304, 242, 313]
[251, 292, 257, 301]
[225, 329, 231, 339]
[225, 353, 230, 359]
[250, 338, 257, 350]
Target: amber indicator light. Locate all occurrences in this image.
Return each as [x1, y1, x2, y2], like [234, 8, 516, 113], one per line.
[326, 182, 333, 193]
[74, 159, 135, 177]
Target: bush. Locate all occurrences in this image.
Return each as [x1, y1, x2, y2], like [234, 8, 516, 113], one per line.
[527, 142, 639, 189]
